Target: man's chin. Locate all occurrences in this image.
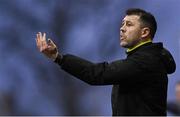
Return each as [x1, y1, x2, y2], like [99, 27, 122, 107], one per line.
[120, 42, 128, 48]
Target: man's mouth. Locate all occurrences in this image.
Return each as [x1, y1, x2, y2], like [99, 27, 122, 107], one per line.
[120, 35, 125, 40]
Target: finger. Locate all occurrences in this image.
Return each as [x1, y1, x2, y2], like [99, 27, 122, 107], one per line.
[42, 33, 46, 41]
[36, 33, 40, 44]
[42, 33, 47, 44]
[39, 32, 42, 40]
[36, 34, 40, 49]
[37, 32, 41, 44]
[42, 33, 47, 46]
[39, 33, 47, 49]
[37, 33, 43, 47]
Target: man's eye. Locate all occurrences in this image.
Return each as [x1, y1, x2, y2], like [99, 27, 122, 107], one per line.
[127, 23, 132, 26]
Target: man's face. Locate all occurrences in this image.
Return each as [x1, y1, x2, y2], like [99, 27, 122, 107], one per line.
[120, 15, 142, 48]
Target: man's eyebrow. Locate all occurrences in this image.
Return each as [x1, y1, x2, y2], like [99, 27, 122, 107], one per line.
[122, 20, 132, 24]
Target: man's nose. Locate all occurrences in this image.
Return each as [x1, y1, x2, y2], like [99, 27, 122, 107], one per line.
[120, 27, 126, 33]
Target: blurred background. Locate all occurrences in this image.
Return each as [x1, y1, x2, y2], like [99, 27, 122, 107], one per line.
[0, 0, 179, 115]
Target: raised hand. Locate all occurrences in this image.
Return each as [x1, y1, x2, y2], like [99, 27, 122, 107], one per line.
[36, 32, 58, 60]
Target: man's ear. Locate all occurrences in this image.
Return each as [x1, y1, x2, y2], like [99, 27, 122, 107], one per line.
[141, 27, 150, 38]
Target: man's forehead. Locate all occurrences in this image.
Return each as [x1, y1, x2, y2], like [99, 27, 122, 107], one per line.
[122, 15, 140, 22]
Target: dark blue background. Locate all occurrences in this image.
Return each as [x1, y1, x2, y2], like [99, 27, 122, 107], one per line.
[0, 0, 179, 115]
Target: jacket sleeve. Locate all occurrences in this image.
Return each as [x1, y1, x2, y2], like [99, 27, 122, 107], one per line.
[55, 54, 144, 85]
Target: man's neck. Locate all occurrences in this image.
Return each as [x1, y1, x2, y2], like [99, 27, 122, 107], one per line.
[126, 39, 152, 53]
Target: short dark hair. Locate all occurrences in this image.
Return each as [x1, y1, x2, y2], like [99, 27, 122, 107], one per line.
[126, 8, 157, 39]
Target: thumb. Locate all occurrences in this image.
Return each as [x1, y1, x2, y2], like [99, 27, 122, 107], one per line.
[48, 38, 56, 47]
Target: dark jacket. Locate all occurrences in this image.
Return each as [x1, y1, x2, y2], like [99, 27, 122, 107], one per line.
[55, 42, 176, 116]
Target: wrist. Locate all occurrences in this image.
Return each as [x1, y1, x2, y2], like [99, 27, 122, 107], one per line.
[52, 52, 59, 61]
[54, 53, 63, 65]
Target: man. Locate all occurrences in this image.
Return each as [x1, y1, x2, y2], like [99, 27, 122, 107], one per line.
[167, 81, 180, 115]
[36, 8, 176, 115]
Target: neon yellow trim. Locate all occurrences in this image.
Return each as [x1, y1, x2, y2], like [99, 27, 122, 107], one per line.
[126, 39, 152, 53]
